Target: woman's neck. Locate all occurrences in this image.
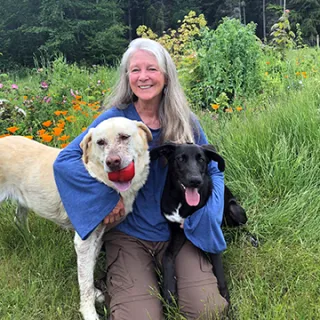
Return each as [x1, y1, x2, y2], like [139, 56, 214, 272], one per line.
[135, 101, 160, 130]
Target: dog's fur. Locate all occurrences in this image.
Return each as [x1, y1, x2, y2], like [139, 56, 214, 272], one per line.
[0, 117, 152, 320]
[150, 142, 247, 305]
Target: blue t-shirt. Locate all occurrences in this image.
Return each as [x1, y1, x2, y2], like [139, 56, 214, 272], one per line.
[53, 103, 226, 253]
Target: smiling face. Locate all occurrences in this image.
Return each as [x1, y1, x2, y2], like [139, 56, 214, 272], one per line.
[128, 50, 166, 106]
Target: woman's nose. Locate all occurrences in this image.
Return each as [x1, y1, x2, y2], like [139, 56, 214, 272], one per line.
[138, 70, 149, 81]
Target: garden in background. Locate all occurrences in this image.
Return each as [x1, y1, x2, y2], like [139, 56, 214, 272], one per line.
[1, 12, 320, 320]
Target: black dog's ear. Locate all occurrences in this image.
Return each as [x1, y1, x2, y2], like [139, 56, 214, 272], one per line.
[150, 143, 177, 161]
[201, 144, 225, 172]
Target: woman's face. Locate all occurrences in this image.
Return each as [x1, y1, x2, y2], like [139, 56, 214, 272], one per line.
[128, 50, 166, 106]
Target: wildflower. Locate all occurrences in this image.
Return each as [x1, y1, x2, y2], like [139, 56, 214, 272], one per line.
[41, 134, 53, 143]
[40, 81, 48, 89]
[6, 126, 19, 133]
[0, 134, 10, 138]
[43, 96, 52, 103]
[57, 122, 65, 129]
[23, 95, 28, 100]
[42, 120, 52, 127]
[265, 72, 269, 76]
[225, 108, 233, 113]
[266, 61, 270, 65]
[211, 104, 219, 110]
[61, 143, 69, 148]
[37, 129, 46, 136]
[236, 106, 243, 112]
[58, 135, 70, 141]
[24, 136, 33, 139]
[52, 127, 63, 136]
[301, 71, 307, 78]
[70, 89, 77, 98]
[65, 115, 76, 122]
[54, 110, 68, 116]
[93, 113, 101, 119]
[295, 71, 300, 76]
[11, 84, 18, 90]
[82, 127, 87, 132]
[73, 104, 82, 111]
[0, 83, 3, 88]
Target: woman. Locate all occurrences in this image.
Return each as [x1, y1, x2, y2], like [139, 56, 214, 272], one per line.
[54, 38, 228, 320]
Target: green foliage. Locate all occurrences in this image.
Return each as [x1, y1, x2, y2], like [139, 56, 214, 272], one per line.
[295, 23, 306, 49]
[187, 18, 263, 111]
[270, 10, 296, 59]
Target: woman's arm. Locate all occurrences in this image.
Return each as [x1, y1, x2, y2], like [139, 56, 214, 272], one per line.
[183, 120, 226, 253]
[53, 110, 122, 240]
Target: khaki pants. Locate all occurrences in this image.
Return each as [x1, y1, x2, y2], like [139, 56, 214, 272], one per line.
[103, 230, 228, 320]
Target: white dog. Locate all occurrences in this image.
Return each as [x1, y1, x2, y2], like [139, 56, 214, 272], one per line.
[0, 117, 152, 320]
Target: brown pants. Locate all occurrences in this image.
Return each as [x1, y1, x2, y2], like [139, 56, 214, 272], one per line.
[103, 230, 228, 320]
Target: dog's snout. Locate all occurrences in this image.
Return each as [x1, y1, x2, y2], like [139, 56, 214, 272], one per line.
[188, 176, 202, 188]
[106, 155, 121, 171]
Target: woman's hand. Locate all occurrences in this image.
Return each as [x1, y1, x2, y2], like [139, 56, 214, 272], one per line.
[104, 197, 125, 225]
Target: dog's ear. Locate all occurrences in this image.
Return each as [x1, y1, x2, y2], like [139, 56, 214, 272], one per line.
[80, 128, 94, 164]
[150, 143, 177, 161]
[201, 144, 225, 172]
[135, 121, 153, 142]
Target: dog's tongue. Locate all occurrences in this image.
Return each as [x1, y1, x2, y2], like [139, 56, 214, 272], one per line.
[112, 181, 131, 192]
[185, 188, 200, 206]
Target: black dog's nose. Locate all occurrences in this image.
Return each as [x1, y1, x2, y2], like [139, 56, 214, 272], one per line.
[106, 155, 121, 171]
[188, 176, 202, 188]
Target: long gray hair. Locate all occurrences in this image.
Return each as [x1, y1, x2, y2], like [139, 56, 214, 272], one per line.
[103, 38, 196, 144]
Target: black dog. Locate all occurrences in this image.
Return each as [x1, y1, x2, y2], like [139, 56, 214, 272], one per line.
[150, 142, 247, 305]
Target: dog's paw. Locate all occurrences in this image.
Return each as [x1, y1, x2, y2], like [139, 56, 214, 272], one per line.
[94, 288, 105, 304]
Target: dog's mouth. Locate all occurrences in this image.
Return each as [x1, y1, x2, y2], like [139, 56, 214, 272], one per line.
[108, 161, 135, 192]
[180, 183, 200, 206]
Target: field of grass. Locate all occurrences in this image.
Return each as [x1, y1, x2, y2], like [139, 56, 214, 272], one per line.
[0, 47, 320, 319]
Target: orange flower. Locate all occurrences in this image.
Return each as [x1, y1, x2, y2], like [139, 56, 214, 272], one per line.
[82, 127, 87, 132]
[75, 95, 82, 100]
[57, 122, 65, 129]
[266, 61, 270, 65]
[41, 134, 53, 143]
[236, 106, 243, 112]
[211, 104, 219, 110]
[24, 136, 33, 139]
[42, 120, 52, 127]
[93, 113, 101, 119]
[65, 116, 76, 122]
[52, 127, 63, 136]
[6, 126, 19, 133]
[54, 110, 68, 116]
[60, 143, 69, 148]
[58, 135, 70, 141]
[37, 129, 46, 136]
[0, 134, 11, 138]
[79, 101, 87, 105]
[73, 104, 82, 111]
[23, 95, 28, 100]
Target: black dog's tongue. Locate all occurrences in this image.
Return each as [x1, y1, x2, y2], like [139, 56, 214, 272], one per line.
[185, 188, 200, 206]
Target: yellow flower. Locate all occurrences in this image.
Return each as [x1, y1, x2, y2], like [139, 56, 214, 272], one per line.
[265, 72, 269, 76]
[211, 104, 220, 110]
[24, 136, 33, 139]
[23, 95, 28, 100]
[42, 120, 52, 127]
[6, 126, 19, 133]
[225, 108, 233, 113]
[82, 127, 87, 132]
[236, 106, 243, 112]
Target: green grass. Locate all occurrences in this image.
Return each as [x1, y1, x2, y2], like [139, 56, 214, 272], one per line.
[1, 48, 320, 319]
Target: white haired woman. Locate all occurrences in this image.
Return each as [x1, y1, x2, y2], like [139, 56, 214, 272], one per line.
[54, 38, 228, 320]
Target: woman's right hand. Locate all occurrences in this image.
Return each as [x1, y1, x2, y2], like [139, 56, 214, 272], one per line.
[104, 197, 125, 225]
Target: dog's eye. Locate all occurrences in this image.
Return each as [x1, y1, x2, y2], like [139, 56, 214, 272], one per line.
[97, 139, 106, 146]
[119, 134, 130, 141]
[198, 157, 205, 163]
[176, 156, 185, 162]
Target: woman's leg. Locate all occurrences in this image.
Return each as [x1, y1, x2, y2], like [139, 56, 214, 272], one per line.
[103, 230, 166, 320]
[175, 240, 229, 320]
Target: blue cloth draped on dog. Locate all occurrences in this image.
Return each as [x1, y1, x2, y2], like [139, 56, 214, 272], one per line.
[53, 103, 226, 253]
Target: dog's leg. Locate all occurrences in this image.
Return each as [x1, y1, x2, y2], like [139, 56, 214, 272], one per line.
[14, 205, 30, 232]
[74, 224, 106, 320]
[209, 253, 230, 303]
[162, 227, 186, 305]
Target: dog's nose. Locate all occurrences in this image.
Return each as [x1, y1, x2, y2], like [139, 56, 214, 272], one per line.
[106, 155, 121, 171]
[188, 176, 202, 188]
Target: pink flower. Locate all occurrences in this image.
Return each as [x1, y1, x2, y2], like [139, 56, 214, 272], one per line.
[0, 83, 3, 88]
[11, 84, 18, 89]
[70, 89, 76, 98]
[43, 96, 52, 103]
[41, 81, 48, 89]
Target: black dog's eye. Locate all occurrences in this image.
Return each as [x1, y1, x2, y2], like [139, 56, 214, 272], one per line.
[97, 139, 106, 146]
[198, 157, 205, 163]
[176, 156, 185, 162]
[119, 134, 130, 141]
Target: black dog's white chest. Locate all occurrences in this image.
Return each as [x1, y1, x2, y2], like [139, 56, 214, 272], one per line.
[163, 203, 185, 224]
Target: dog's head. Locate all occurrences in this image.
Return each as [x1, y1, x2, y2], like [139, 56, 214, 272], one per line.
[80, 117, 152, 192]
[150, 143, 225, 206]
